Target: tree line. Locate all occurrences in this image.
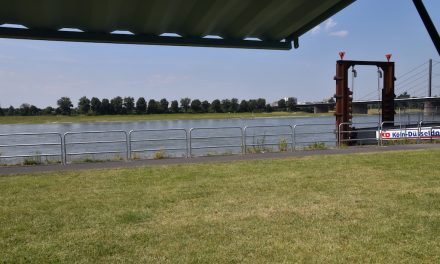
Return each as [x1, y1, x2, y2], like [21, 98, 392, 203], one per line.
[0, 96, 297, 116]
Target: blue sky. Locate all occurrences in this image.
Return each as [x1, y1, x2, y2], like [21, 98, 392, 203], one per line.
[0, 0, 439, 108]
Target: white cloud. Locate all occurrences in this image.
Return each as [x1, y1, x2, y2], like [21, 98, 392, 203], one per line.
[310, 25, 321, 35]
[309, 18, 339, 36]
[324, 18, 337, 30]
[329, 30, 349, 37]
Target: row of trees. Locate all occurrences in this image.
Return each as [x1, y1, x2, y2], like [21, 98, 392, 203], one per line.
[0, 96, 298, 116]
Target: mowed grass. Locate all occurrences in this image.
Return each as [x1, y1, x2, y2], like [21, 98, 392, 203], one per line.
[0, 112, 328, 124]
[1, 149, 440, 263]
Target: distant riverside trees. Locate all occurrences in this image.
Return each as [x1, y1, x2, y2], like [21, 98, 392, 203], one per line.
[90, 97, 101, 114]
[190, 99, 202, 113]
[78, 96, 91, 114]
[211, 99, 221, 113]
[124, 97, 135, 114]
[57, 97, 73, 115]
[135, 97, 147, 114]
[1, 96, 299, 116]
[180, 98, 191, 113]
[170, 100, 179, 113]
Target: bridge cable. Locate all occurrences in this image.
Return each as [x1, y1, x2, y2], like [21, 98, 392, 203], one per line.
[395, 74, 430, 94]
[395, 65, 430, 87]
[396, 61, 428, 80]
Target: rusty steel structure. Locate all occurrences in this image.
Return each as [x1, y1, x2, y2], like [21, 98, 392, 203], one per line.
[334, 58, 396, 142]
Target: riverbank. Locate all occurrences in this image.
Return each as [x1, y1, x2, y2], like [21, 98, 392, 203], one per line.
[0, 112, 332, 124]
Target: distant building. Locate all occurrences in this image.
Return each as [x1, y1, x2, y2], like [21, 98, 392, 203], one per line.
[272, 97, 297, 107]
[285, 97, 298, 104]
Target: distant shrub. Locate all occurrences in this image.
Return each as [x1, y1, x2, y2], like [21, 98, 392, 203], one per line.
[153, 149, 167, 160]
[278, 137, 289, 152]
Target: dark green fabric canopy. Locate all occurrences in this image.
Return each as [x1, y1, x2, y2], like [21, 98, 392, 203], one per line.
[0, 0, 354, 50]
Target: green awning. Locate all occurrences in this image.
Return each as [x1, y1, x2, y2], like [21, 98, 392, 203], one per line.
[0, 0, 355, 50]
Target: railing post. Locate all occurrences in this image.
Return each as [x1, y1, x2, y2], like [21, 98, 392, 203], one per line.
[58, 133, 64, 165]
[128, 130, 133, 160]
[376, 122, 381, 147]
[124, 131, 129, 161]
[189, 128, 193, 158]
[293, 125, 297, 151]
[184, 129, 189, 158]
[243, 126, 248, 154]
[63, 133, 68, 164]
[379, 122, 384, 146]
[241, 127, 245, 155]
[289, 125, 294, 152]
[338, 123, 342, 148]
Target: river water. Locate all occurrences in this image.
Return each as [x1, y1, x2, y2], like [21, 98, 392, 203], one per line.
[0, 113, 436, 165]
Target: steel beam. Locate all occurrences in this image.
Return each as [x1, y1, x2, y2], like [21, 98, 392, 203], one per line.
[334, 61, 351, 142]
[381, 62, 395, 126]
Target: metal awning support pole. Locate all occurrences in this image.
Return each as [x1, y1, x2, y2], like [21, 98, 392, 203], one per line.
[413, 0, 440, 55]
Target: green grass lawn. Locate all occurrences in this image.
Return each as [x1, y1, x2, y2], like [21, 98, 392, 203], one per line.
[0, 112, 328, 124]
[1, 149, 440, 263]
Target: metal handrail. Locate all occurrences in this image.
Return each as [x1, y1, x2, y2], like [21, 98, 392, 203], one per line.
[0, 153, 62, 159]
[189, 126, 244, 157]
[0, 132, 63, 164]
[63, 130, 129, 164]
[293, 123, 336, 150]
[0, 142, 61, 148]
[66, 140, 127, 145]
[130, 138, 185, 143]
[243, 125, 294, 153]
[244, 133, 294, 137]
[419, 121, 424, 143]
[128, 128, 188, 158]
[190, 135, 243, 140]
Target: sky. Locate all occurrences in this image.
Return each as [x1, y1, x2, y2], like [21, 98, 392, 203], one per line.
[0, 0, 439, 108]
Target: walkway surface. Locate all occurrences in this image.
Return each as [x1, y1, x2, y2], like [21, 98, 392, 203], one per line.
[1, 144, 439, 176]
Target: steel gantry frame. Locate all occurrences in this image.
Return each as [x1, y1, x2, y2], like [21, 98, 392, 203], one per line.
[335, 59, 396, 142]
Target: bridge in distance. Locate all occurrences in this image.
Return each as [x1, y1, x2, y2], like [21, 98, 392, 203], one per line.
[297, 97, 440, 114]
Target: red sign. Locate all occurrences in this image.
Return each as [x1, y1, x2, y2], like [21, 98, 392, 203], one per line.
[385, 54, 392, 62]
[339, 51, 345, 60]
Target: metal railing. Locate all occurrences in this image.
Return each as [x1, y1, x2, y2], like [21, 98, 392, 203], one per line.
[243, 125, 294, 153]
[189, 127, 244, 157]
[293, 123, 337, 150]
[0, 132, 63, 164]
[128, 128, 188, 158]
[63, 130, 129, 164]
[2, 120, 440, 166]
[338, 122, 380, 148]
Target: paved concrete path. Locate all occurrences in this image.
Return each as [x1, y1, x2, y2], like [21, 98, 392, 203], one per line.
[1, 144, 439, 176]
